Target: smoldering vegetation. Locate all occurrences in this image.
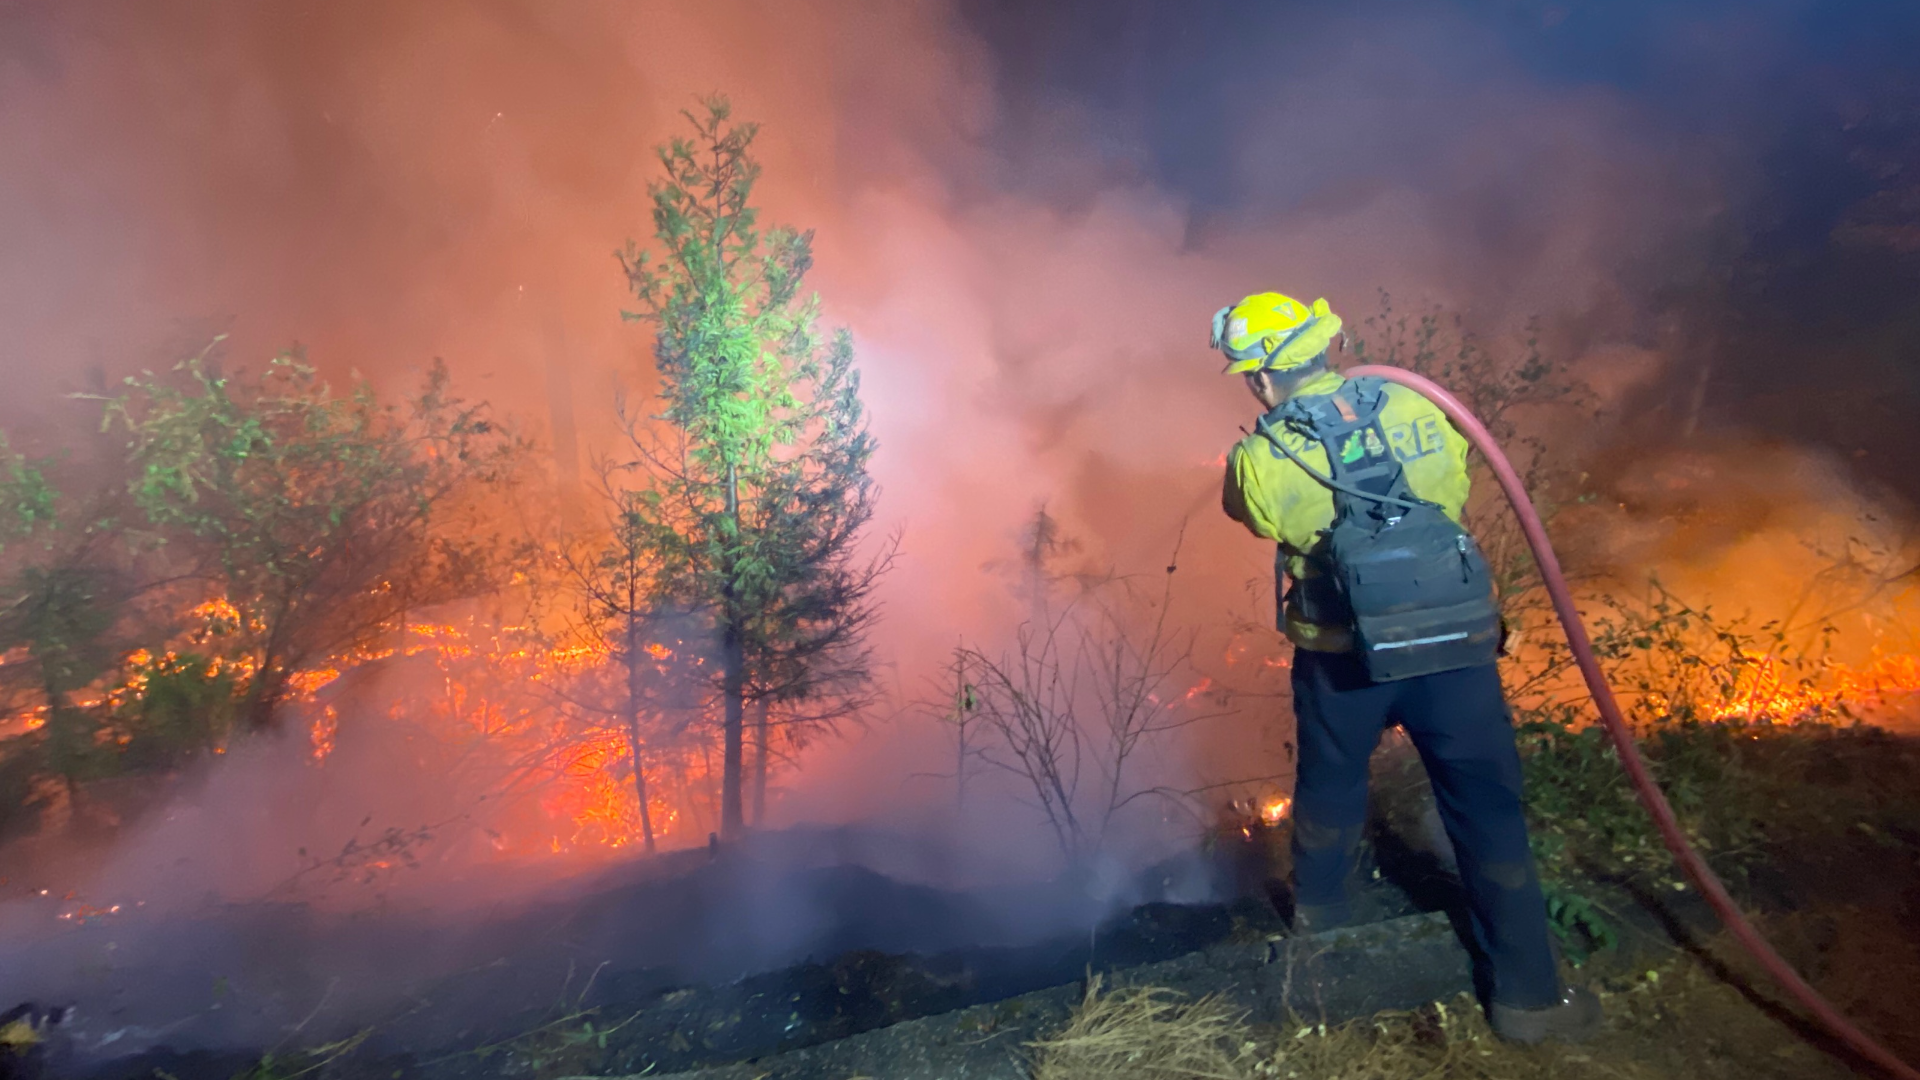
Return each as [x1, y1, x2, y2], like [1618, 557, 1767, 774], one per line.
[0, 1, 1917, 1077]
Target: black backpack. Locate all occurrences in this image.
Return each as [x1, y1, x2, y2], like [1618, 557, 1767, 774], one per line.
[1256, 377, 1501, 681]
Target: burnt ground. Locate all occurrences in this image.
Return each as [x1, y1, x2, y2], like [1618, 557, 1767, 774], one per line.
[2, 817, 1462, 1080]
[8, 731, 1920, 1080]
[0, 826, 1189, 1075]
[533, 815, 1920, 1080]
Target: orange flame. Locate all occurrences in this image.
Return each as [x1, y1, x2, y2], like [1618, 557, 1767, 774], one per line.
[325, 618, 714, 856]
[1698, 651, 1920, 725]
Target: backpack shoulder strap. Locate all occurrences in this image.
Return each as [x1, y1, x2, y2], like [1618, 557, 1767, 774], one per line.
[1280, 377, 1387, 437]
[1259, 380, 1428, 517]
[1290, 379, 1439, 520]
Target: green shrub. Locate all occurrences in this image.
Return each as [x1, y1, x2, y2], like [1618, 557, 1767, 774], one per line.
[1510, 585, 1853, 959]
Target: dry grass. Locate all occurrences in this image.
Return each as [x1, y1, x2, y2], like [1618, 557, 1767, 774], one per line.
[1258, 993, 1621, 1080]
[1031, 946, 1860, 1080]
[1261, 961, 1857, 1080]
[1028, 975, 1261, 1080]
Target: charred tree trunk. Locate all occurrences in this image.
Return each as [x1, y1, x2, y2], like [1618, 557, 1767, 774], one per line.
[242, 605, 297, 733]
[952, 652, 970, 813]
[629, 729, 656, 852]
[720, 624, 745, 841]
[719, 462, 746, 842]
[625, 612, 656, 854]
[241, 660, 287, 733]
[750, 698, 769, 827]
[700, 723, 721, 836]
[43, 679, 86, 826]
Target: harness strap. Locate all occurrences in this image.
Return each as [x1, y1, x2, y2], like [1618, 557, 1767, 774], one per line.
[1272, 378, 1435, 519]
[1253, 415, 1425, 513]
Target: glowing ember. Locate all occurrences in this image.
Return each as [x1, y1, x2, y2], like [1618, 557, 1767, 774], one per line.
[1260, 796, 1293, 825]
[57, 902, 122, 924]
[191, 597, 244, 627]
[311, 705, 338, 760]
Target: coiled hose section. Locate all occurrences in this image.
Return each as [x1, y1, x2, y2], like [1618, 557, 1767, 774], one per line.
[1344, 364, 1919, 1079]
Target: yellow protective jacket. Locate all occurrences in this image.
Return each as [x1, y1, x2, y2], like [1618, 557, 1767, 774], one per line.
[1222, 370, 1471, 652]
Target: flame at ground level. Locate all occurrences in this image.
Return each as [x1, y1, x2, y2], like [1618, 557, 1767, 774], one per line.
[356, 618, 721, 857]
[134, 611, 730, 860]
[38, 591, 1920, 873]
[1688, 652, 1920, 726]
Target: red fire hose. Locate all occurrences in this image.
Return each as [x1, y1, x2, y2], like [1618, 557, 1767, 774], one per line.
[1345, 364, 1920, 1079]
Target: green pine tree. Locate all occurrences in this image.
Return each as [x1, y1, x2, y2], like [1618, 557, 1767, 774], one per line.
[616, 96, 889, 840]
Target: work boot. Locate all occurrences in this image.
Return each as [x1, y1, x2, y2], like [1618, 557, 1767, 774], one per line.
[1488, 987, 1603, 1044]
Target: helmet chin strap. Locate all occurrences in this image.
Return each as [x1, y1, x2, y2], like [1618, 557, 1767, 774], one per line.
[1264, 352, 1329, 396]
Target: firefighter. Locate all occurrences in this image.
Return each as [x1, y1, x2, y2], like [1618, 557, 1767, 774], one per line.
[1215, 292, 1601, 1044]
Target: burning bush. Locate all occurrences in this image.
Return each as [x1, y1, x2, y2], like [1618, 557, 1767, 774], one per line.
[1500, 583, 1920, 960]
[0, 352, 526, 841]
[0, 98, 897, 872]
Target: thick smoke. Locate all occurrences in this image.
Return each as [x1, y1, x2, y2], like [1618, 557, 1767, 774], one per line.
[0, 0, 1885, 855]
[0, 0, 1865, 858]
[1, 0, 1916, 1056]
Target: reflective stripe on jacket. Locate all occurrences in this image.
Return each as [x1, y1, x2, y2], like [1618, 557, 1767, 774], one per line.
[1222, 370, 1471, 652]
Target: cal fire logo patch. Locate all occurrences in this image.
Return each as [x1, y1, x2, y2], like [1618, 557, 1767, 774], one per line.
[1340, 427, 1389, 464]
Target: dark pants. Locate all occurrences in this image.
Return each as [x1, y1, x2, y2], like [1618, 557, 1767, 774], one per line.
[1290, 648, 1560, 1009]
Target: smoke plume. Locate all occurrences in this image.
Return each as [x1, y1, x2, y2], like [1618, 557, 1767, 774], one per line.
[1, 0, 1917, 1056]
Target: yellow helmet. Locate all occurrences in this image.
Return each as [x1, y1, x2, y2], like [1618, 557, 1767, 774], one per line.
[1210, 292, 1344, 375]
